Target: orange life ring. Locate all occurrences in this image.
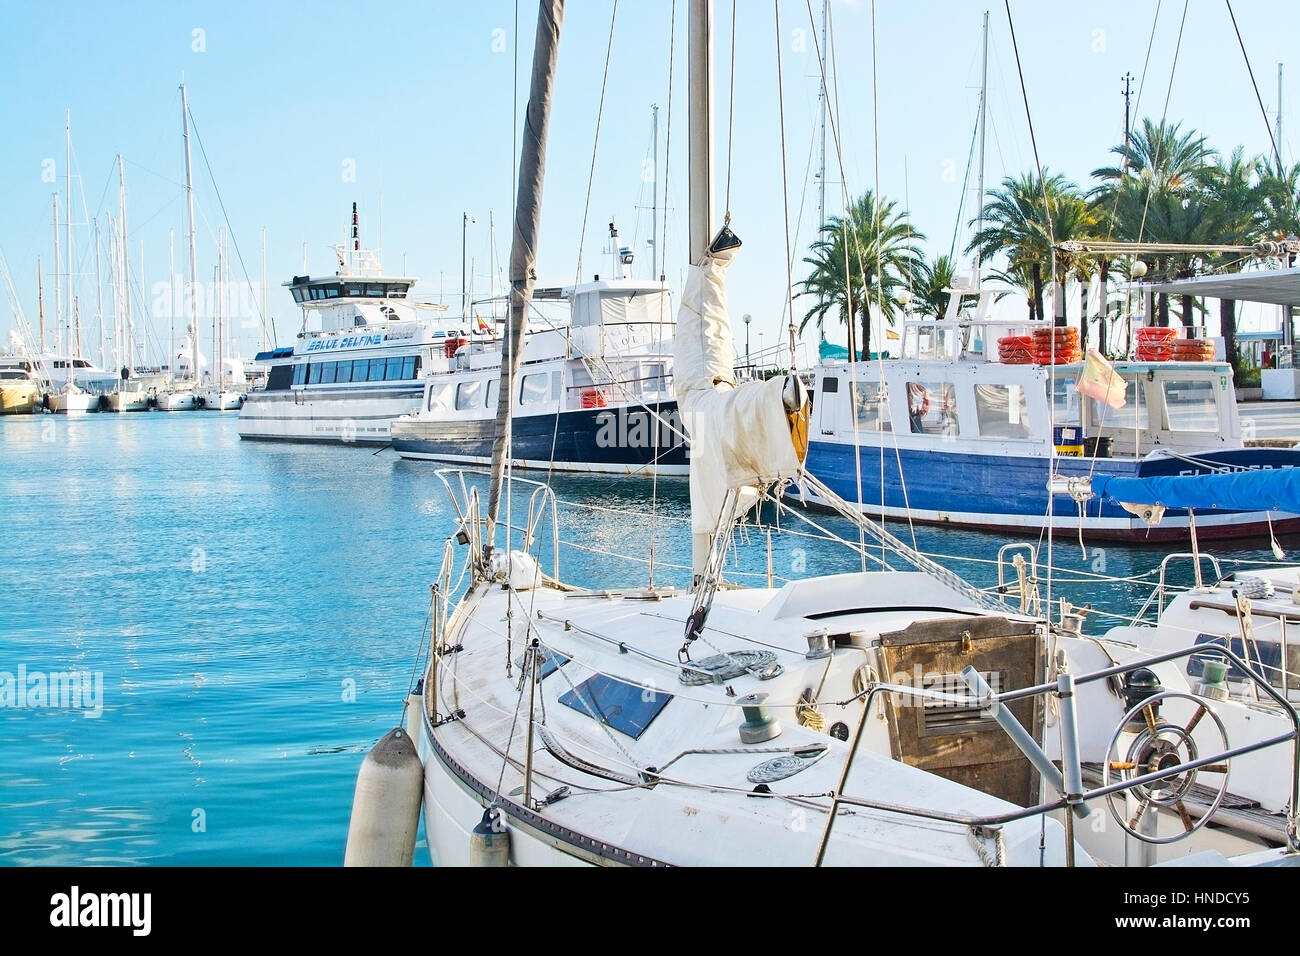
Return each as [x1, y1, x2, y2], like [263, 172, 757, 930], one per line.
[906, 382, 931, 418]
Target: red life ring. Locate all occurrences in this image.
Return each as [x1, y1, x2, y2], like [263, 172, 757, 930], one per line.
[906, 382, 931, 417]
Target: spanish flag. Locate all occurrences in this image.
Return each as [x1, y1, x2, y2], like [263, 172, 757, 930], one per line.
[476, 315, 493, 336]
[1075, 348, 1127, 409]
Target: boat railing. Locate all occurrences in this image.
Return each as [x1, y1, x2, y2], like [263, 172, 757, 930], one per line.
[818, 642, 1300, 865]
[996, 543, 1041, 614]
[1129, 552, 1225, 622]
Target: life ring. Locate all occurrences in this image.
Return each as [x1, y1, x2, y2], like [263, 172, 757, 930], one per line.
[906, 382, 931, 417]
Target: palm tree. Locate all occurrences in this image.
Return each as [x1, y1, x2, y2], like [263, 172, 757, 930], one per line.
[799, 191, 923, 358]
[1092, 117, 1215, 193]
[1202, 148, 1269, 368]
[911, 253, 973, 319]
[967, 170, 1095, 326]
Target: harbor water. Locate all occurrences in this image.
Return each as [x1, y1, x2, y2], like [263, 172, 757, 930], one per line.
[0, 412, 1285, 865]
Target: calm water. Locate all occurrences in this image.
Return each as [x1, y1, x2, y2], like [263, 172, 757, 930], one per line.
[0, 412, 1282, 865]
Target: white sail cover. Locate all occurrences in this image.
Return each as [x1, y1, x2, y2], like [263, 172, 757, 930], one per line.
[674, 241, 807, 553]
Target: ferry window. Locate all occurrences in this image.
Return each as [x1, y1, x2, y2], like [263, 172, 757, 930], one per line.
[291, 289, 306, 304]
[368, 358, 386, 382]
[348, 286, 362, 297]
[822, 376, 839, 393]
[907, 381, 958, 436]
[520, 372, 550, 405]
[293, 364, 306, 386]
[1162, 379, 1218, 432]
[1089, 377, 1147, 431]
[402, 356, 417, 380]
[319, 362, 337, 385]
[975, 384, 1030, 439]
[335, 361, 353, 384]
[428, 383, 453, 412]
[385, 356, 404, 380]
[1050, 377, 1081, 425]
[366, 286, 383, 297]
[486, 380, 499, 408]
[266, 364, 293, 391]
[308, 363, 323, 385]
[456, 380, 482, 411]
[552, 370, 562, 401]
[645, 362, 667, 394]
[851, 382, 892, 432]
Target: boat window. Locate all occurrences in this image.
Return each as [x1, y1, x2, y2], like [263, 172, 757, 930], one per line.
[1049, 376, 1081, 425]
[368, 358, 386, 382]
[293, 364, 306, 386]
[291, 288, 306, 304]
[486, 380, 499, 408]
[427, 383, 453, 413]
[456, 380, 482, 411]
[1088, 376, 1147, 431]
[266, 364, 293, 391]
[402, 356, 417, 380]
[385, 356, 404, 380]
[1162, 379, 1218, 432]
[348, 286, 362, 297]
[645, 362, 667, 395]
[319, 362, 337, 384]
[308, 363, 323, 385]
[366, 286, 383, 297]
[557, 673, 672, 739]
[851, 381, 892, 432]
[325, 287, 340, 298]
[822, 376, 839, 393]
[975, 383, 1030, 439]
[907, 381, 958, 436]
[1188, 634, 1287, 689]
[520, 372, 550, 405]
[335, 361, 353, 384]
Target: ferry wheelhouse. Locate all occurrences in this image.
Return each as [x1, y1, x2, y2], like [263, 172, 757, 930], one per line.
[236, 245, 466, 444]
[390, 274, 686, 475]
[801, 289, 1300, 541]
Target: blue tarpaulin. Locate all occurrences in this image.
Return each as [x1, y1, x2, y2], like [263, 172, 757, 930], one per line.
[1091, 469, 1300, 514]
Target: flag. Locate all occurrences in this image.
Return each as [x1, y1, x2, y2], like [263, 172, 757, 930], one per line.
[1075, 348, 1127, 409]
[476, 315, 493, 335]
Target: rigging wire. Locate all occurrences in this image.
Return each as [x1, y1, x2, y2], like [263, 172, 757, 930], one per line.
[572, 0, 621, 288]
[1225, 0, 1284, 172]
[771, 0, 798, 370]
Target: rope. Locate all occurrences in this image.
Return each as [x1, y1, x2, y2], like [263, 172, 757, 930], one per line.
[1225, 0, 1284, 172]
[724, 0, 737, 224]
[572, 0, 620, 288]
[772, 0, 799, 371]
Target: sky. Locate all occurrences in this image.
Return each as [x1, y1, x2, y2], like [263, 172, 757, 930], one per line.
[0, 0, 1294, 368]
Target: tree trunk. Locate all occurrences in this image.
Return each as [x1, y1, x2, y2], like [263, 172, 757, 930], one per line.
[1157, 293, 1169, 327]
[1181, 294, 1194, 337]
[1220, 298, 1238, 370]
[1098, 260, 1110, 356]
[1078, 272, 1089, 350]
[860, 305, 871, 361]
[1031, 262, 1044, 323]
[845, 303, 857, 362]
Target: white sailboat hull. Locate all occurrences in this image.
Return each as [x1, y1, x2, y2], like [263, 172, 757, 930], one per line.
[48, 390, 99, 414]
[156, 389, 199, 411]
[198, 389, 244, 411]
[105, 390, 150, 412]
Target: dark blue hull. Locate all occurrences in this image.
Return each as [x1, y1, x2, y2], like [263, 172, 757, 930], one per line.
[391, 401, 690, 475]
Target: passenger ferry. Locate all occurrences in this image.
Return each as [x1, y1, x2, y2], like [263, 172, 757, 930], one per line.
[390, 256, 686, 476]
[799, 287, 1300, 541]
[236, 241, 464, 444]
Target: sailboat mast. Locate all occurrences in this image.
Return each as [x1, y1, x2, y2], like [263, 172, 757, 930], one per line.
[36, 258, 45, 354]
[485, 0, 565, 545]
[261, 227, 268, 351]
[974, 10, 988, 277]
[181, 83, 200, 384]
[168, 230, 175, 374]
[687, 0, 714, 264]
[817, 0, 827, 234]
[94, 220, 104, 369]
[66, 111, 73, 362]
[52, 194, 62, 375]
[651, 103, 660, 278]
[119, 155, 130, 374]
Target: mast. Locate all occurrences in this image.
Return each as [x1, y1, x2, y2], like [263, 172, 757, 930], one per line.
[651, 103, 660, 277]
[168, 229, 175, 374]
[181, 83, 200, 384]
[118, 155, 131, 375]
[817, 0, 827, 234]
[1279, 63, 1285, 171]
[687, 0, 714, 265]
[36, 258, 44, 354]
[974, 10, 988, 277]
[52, 194, 62, 366]
[261, 227, 268, 351]
[485, 0, 565, 546]
[66, 111, 73, 364]
[94, 220, 104, 369]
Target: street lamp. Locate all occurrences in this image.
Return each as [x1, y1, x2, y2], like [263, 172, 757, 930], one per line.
[743, 313, 752, 369]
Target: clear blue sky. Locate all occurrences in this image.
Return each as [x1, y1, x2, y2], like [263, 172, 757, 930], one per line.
[0, 0, 1293, 365]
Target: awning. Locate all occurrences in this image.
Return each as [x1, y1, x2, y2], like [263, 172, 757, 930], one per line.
[1137, 267, 1300, 307]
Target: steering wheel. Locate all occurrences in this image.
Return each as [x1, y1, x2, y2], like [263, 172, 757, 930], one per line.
[1101, 691, 1232, 845]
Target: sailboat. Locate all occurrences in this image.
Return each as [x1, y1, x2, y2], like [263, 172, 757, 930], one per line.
[345, 0, 1299, 869]
[156, 83, 204, 413]
[105, 157, 150, 413]
[197, 230, 245, 411]
[47, 132, 98, 417]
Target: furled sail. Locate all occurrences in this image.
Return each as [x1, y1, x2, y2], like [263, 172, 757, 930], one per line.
[1091, 469, 1300, 516]
[674, 231, 810, 570]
